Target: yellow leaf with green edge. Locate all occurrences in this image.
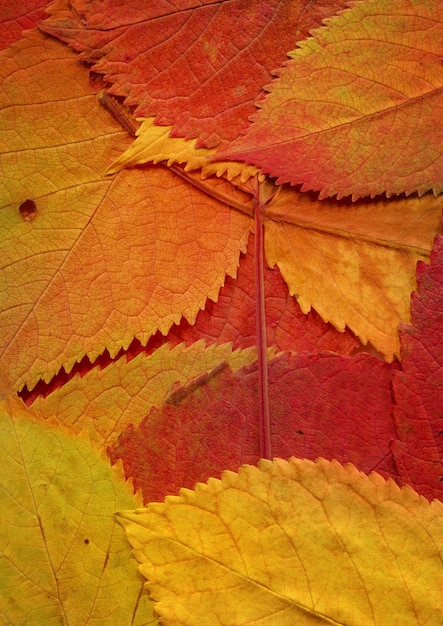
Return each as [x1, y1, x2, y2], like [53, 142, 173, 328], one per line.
[220, 0, 443, 199]
[106, 117, 260, 183]
[0, 30, 251, 392]
[118, 457, 443, 625]
[0, 368, 157, 625]
[31, 341, 264, 451]
[263, 185, 442, 358]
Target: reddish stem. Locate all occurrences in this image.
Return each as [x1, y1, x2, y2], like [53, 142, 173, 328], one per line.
[254, 194, 272, 460]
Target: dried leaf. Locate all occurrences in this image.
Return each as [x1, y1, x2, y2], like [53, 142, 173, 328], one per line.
[30, 342, 261, 451]
[109, 352, 397, 502]
[263, 186, 442, 358]
[0, 0, 49, 50]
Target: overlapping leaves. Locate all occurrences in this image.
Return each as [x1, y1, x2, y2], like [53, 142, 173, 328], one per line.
[1, 0, 443, 623]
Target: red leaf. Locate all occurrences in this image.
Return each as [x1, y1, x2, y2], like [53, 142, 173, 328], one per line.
[109, 353, 397, 503]
[0, 0, 49, 50]
[39, 0, 349, 148]
[392, 235, 443, 501]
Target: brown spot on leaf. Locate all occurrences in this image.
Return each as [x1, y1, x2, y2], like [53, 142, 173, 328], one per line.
[19, 199, 37, 222]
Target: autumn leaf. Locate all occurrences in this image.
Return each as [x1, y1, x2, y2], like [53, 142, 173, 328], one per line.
[39, 0, 350, 148]
[0, 29, 250, 391]
[0, 367, 157, 625]
[117, 458, 443, 625]
[108, 351, 397, 503]
[392, 234, 443, 500]
[219, 0, 443, 199]
[262, 185, 442, 358]
[30, 342, 262, 451]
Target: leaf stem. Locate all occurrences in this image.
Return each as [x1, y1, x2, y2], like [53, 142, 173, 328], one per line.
[254, 190, 272, 460]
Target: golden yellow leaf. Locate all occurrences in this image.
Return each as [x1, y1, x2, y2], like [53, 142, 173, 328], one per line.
[0, 31, 251, 391]
[118, 457, 443, 625]
[0, 367, 157, 625]
[106, 117, 260, 183]
[31, 341, 263, 451]
[263, 186, 442, 358]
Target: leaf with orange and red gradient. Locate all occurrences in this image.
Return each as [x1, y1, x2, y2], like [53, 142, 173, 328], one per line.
[0, 0, 50, 50]
[0, 29, 251, 392]
[220, 0, 443, 199]
[117, 458, 443, 625]
[108, 351, 398, 503]
[0, 366, 157, 625]
[39, 0, 350, 148]
[392, 235, 443, 501]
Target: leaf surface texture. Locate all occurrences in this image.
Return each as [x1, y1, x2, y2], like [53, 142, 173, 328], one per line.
[220, 0, 443, 198]
[118, 458, 443, 625]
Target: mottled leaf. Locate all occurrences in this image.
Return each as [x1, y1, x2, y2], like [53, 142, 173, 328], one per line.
[118, 458, 443, 625]
[220, 0, 443, 199]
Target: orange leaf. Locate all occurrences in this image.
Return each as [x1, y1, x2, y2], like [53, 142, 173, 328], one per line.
[0, 30, 251, 391]
[220, 0, 443, 199]
[118, 458, 443, 625]
[263, 185, 442, 358]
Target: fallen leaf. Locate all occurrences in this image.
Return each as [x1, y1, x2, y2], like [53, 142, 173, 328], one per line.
[0, 30, 251, 391]
[0, 367, 157, 625]
[219, 0, 443, 199]
[109, 352, 398, 503]
[263, 185, 442, 358]
[392, 234, 443, 500]
[39, 0, 350, 148]
[117, 457, 443, 625]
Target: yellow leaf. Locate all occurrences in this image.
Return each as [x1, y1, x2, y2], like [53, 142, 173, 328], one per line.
[31, 341, 263, 451]
[118, 457, 443, 625]
[263, 185, 442, 358]
[0, 367, 157, 625]
[0, 31, 251, 391]
[106, 117, 260, 183]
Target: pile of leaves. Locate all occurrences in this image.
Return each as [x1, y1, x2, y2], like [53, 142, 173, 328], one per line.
[1, 0, 442, 623]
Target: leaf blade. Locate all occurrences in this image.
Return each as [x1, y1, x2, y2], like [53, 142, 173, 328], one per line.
[118, 457, 443, 625]
[220, 0, 443, 199]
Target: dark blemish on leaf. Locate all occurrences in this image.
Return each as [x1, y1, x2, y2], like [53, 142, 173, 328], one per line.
[19, 199, 37, 222]
[165, 361, 229, 406]
[97, 90, 139, 136]
[89, 70, 107, 90]
[296, 429, 304, 435]
[438, 430, 443, 436]
[84, 538, 90, 545]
